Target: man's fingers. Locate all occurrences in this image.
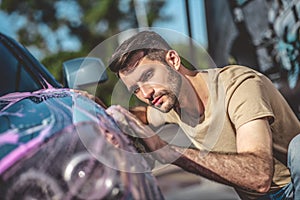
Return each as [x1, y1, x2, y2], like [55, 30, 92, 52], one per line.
[107, 105, 156, 139]
[107, 106, 127, 125]
[106, 105, 123, 118]
[107, 105, 139, 124]
[112, 105, 144, 126]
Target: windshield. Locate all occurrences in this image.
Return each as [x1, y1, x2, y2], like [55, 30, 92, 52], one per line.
[0, 42, 42, 97]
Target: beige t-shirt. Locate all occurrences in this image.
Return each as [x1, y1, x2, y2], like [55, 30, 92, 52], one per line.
[147, 65, 300, 199]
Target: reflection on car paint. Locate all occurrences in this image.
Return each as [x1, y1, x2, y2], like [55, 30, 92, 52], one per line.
[0, 89, 73, 174]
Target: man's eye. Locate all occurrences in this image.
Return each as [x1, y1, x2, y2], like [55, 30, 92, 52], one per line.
[144, 71, 153, 80]
[133, 87, 140, 94]
[141, 70, 153, 82]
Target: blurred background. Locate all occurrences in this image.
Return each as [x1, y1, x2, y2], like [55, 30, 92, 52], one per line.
[0, 0, 208, 108]
[1, 0, 299, 199]
[1, 0, 298, 119]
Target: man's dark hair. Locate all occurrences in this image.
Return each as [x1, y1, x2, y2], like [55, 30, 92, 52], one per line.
[108, 31, 172, 74]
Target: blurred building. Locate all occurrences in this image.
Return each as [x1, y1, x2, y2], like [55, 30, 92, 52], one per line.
[205, 0, 300, 119]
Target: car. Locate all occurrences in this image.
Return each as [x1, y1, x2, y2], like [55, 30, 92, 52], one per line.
[0, 32, 164, 200]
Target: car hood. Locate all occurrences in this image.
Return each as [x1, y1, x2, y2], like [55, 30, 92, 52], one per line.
[0, 89, 98, 173]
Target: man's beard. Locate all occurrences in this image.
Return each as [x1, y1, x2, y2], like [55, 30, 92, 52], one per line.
[153, 66, 182, 113]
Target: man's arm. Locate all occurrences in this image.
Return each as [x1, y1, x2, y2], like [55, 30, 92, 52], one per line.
[170, 118, 273, 193]
[107, 106, 273, 193]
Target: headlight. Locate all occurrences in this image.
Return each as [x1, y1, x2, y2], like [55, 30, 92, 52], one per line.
[63, 152, 118, 199]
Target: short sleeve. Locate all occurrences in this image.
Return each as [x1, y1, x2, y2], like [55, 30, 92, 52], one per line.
[228, 75, 275, 130]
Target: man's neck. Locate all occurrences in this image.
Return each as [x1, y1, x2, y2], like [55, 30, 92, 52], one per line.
[175, 71, 209, 127]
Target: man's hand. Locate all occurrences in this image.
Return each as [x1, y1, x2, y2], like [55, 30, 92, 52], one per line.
[106, 105, 166, 150]
[106, 105, 173, 163]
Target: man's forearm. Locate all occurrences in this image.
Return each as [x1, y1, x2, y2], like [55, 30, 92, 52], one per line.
[168, 145, 273, 193]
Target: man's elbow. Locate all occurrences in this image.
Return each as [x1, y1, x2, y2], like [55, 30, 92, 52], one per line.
[252, 155, 273, 193]
[255, 174, 272, 193]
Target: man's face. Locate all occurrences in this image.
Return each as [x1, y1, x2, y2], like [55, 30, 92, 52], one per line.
[119, 57, 182, 113]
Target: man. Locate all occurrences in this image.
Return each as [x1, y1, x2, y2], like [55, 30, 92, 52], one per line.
[106, 31, 300, 199]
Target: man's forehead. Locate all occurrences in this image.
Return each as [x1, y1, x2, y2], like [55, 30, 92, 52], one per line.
[119, 60, 144, 80]
[120, 56, 159, 77]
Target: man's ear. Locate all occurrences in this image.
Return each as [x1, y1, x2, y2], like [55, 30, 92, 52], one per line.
[165, 50, 181, 71]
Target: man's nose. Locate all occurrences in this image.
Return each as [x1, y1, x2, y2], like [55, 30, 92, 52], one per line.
[139, 84, 154, 99]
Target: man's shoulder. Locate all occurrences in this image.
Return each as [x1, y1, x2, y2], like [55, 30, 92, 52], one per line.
[210, 65, 266, 85]
[219, 65, 259, 76]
